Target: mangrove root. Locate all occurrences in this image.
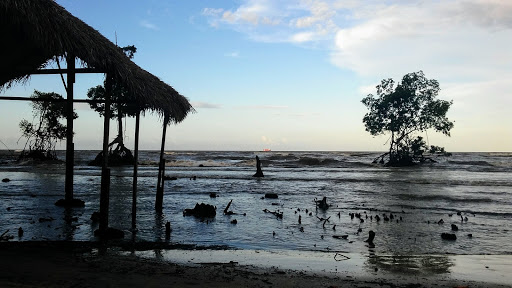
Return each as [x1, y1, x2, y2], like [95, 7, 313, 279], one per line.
[263, 209, 283, 219]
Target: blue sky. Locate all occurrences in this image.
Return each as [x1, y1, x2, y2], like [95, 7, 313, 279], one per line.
[1, 0, 511, 151]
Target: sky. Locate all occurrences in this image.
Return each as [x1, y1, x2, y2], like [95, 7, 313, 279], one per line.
[1, 0, 511, 152]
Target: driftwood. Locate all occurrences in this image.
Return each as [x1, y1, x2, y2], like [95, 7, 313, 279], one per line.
[332, 235, 348, 240]
[334, 253, 351, 261]
[221, 200, 246, 216]
[0, 230, 14, 241]
[263, 209, 283, 219]
[316, 216, 330, 222]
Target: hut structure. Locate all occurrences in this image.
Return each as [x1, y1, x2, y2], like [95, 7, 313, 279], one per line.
[0, 0, 194, 237]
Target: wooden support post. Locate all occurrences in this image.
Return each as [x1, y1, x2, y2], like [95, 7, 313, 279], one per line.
[155, 114, 169, 213]
[64, 54, 75, 201]
[99, 74, 112, 232]
[131, 110, 140, 230]
[99, 166, 110, 231]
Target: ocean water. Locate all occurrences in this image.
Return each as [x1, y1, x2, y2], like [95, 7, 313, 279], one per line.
[0, 150, 511, 256]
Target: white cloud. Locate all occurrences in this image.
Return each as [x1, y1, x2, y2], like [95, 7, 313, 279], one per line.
[329, 0, 512, 103]
[203, 1, 281, 27]
[224, 1, 275, 25]
[224, 51, 240, 58]
[139, 20, 159, 30]
[202, 8, 223, 17]
[203, 0, 512, 76]
[203, 0, 338, 43]
[444, 0, 512, 29]
[191, 101, 222, 109]
[290, 31, 315, 43]
[292, 1, 334, 28]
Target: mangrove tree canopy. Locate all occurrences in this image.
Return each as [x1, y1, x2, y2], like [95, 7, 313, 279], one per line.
[361, 71, 454, 166]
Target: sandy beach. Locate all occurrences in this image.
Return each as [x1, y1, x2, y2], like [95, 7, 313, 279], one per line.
[0, 241, 510, 288]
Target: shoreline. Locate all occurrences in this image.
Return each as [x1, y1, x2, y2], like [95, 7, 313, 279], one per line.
[1, 241, 511, 287]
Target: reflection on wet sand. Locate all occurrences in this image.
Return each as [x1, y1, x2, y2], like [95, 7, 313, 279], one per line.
[61, 207, 79, 241]
[365, 250, 454, 275]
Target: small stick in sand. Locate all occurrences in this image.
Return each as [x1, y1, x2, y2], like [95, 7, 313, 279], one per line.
[224, 199, 235, 215]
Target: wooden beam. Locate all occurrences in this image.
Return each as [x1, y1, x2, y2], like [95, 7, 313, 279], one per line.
[0, 96, 133, 104]
[14, 68, 103, 75]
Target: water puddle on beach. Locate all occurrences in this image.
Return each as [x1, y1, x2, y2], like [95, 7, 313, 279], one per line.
[119, 249, 512, 285]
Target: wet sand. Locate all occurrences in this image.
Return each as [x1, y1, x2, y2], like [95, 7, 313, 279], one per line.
[0, 242, 510, 288]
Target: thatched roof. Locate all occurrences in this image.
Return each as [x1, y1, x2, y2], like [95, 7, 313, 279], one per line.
[0, 0, 194, 123]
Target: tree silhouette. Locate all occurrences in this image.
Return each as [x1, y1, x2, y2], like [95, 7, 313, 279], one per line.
[362, 71, 454, 166]
[87, 45, 138, 166]
[19, 90, 77, 160]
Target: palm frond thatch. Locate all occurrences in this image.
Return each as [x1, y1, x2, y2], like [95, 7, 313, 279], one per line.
[0, 0, 194, 123]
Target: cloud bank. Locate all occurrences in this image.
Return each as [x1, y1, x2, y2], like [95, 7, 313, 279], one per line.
[202, 0, 512, 79]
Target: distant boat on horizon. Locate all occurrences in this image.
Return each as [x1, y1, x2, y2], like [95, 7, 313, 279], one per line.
[263, 149, 271, 152]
